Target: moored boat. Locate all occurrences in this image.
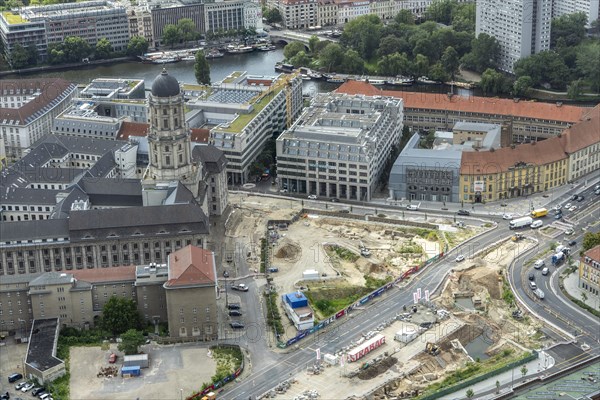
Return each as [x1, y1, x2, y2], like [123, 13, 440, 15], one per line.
[367, 78, 386, 85]
[227, 45, 254, 54]
[205, 50, 225, 59]
[326, 76, 346, 83]
[417, 76, 441, 85]
[275, 62, 295, 73]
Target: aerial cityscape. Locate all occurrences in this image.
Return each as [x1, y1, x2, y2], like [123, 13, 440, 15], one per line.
[0, 0, 599, 398]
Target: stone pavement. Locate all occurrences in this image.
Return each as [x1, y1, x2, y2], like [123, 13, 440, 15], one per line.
[563, 270, 600, 311]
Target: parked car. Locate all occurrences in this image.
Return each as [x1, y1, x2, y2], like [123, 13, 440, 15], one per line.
[268, 267, 279, 273]
[307, 195, 317, 200]
[230, 322, 245, 329]
[279, 189, 288, 193]
[338, 209, 350, 214]
[231, 283, 249, 292]
[20, 383, 34, 392]
[15, 381, 27, 390]
[406, 204, 419, 211]
[528, 273, 535, 281]
[568, 240, 577, 246]
[229, 310, 242, 317]
[457, 209, 470, 216]
[8, 373, 23, 383]
[31, 388, 45, 396]
[455, 255, 465, 262]
[108, 353, 117, 364]
[330, 198, 339, 202]
[223, 270, 229, 278]
[227, 303, 241, 310]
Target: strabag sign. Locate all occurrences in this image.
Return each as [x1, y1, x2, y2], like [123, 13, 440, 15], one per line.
[347, 334, 386, 362]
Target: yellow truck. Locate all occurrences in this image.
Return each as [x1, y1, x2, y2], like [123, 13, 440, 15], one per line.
[530, 208, 548, 218]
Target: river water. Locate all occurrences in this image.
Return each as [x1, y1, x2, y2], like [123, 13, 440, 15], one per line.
[5, 47, 477, 97]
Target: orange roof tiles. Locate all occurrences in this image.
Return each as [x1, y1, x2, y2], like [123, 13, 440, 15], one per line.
[336, 80, 588, 123]
[558, 104, 600, 154]
[585, 245, 600, 262]
[117, 122, 149, 140]
[165, 245, 215, 288]
[71, 265, 137, 283]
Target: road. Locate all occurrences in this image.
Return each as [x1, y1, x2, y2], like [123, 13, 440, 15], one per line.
[221, 223, 509, 399]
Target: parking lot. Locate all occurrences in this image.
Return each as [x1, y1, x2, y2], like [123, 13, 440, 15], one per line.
[0, 338, 28, 398]
[70, 342, 216, 400]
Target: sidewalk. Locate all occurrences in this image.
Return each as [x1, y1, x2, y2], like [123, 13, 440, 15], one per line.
[563, 270, 600, 311]
[441, 351, 555, 400]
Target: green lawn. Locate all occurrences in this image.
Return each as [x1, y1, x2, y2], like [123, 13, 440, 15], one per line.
[220, 86, 283, 133]
[2, 12, 27, 24]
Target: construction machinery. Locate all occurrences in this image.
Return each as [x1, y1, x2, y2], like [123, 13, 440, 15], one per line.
[425, 342, 441, 356]
[511, 233, 524, 242]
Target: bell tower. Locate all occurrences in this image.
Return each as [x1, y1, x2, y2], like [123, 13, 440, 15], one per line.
[144, 69, 199, 196]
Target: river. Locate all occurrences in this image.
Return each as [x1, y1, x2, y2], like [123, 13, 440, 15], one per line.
[5, 47, 478, 97]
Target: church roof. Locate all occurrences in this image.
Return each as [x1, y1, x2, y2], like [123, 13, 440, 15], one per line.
[151, 69, 181, 97]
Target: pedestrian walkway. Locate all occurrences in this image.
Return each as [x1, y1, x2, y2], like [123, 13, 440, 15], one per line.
[441, 351, 555, 400]
[563, 270, 600, 311]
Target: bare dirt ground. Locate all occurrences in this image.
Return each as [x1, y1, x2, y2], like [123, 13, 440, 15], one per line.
[70, 343, 216, 400]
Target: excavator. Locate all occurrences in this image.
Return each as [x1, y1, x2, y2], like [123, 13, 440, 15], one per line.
[425, 342, 441, 356]
[511, 233, 524, 242]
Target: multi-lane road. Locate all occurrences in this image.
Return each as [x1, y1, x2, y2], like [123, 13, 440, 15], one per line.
[222, 183, 598, 399]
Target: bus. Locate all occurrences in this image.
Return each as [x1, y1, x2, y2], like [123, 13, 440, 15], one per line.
[531, 208, 548, 218]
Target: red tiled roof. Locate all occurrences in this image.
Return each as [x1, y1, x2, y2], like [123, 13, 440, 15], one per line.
[116, 123, 209, 144]
[191, 128, 210, 143]
[585, 245, 600, 262]
[165, 245, 215, 288]
[336, 80, 587, 123]
[460, 136, 566, 174]
[71, 265, 137, 283]
[117, 122, 149, 140]
[0, 78, 75, 125]
[558, 104, 600, 154]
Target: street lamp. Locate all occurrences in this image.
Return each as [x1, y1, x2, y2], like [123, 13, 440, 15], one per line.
[180, 388, 183, 400]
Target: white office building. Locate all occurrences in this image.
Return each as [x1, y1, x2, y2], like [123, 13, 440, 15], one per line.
[476, 0, 552, 73]
[276, 92, 403, 201]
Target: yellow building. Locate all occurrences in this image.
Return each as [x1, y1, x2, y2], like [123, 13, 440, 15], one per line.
[580, 245, 600, 298]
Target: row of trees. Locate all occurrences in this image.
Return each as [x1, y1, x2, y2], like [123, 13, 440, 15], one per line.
[9, 35, 149, 69]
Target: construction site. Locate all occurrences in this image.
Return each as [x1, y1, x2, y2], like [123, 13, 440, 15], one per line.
[226, 193, 550, 400]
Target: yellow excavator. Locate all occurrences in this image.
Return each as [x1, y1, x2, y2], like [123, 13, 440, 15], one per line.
[511, 233, 524, 242]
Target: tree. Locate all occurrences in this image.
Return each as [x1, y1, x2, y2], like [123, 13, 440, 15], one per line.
[62, 36, 92, 63]
[127, 36, 150, 56]
[26, 44, 38, 66]
[283, 41, 306, 60]
[101, 296, 142, 336]
[576, 42, 600, 92]
[412, 53, 430, 77]
[425, 0, 454, 25]
[462, 33, 499, 73]
[378, 35, 404, 57]
[514, 51, 570, 89]
[263, 7, 282, 24]
[9, 43, 29, 69]
[340, 15, 382, 59]
[520, 365, 528, 378]
[162, 24, 181, 48]
[178, 18, 199, 43]
[308, 35, 320, 55]
[441, 46, 459, 78]
[194, 50, 211, 85]
[582, 232, 600, 253]
[567, 79, 584, 100]
[289, 50, 311, 67]
[341, 49, 365, 74]
[451, 2, 476, 33]
[95, 38, 112, 60]
[512, 76, 533, 97]
[581, 292, 588, 303]
[551, 12, 587, 48]
[428, 62, 450, 82]
[395, 9, 415, 25]
[377, 52, 410, 76]
[481, 68, 508, 95]
[117, 329, 145, 355]
[318, 42, 344, 72]
[465, 389, 475, 399]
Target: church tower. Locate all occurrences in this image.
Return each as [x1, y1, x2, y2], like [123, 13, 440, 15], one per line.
[144, 69, 200, 196]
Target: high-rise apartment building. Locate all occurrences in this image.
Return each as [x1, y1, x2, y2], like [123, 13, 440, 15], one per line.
[553, 0, 600, 26]
[476, 0, 552, 73]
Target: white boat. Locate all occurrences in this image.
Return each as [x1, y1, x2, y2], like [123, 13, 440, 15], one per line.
[227, 45, 254, 54]
[386, 77, 414, 86]
[327, 76, 346, 83]
[367, 79, 386, 85]
[301, 74, 311, 80]
[205, 51, 224, 59]
[153, 57, 178, 64]
[181, 55, 196, 61]
[417, 76, 440, 85]
[258, 45, 277, 51]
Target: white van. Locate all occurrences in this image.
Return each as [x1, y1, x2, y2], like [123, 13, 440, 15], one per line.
[534, 259, 545, 269]
[531, 220, 543, 229]
[542, 267, 549, 276]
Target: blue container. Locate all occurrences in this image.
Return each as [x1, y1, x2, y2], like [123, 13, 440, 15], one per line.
[121, 365, 141, 377]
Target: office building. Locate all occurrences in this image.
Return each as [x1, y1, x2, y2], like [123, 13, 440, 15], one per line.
[150, 3, 205, 48]
[1, 78, 77, 160]
[128, 7, 154, 45]
[268, 0, 318, 29]
[276, 92, 403, 201]
[476, 0, 552, 73]
[185, 71, 302, 184]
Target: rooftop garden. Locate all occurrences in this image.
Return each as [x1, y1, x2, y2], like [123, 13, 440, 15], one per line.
[217, 85, 283, 133]
[2, 11, 27, 24]
[221, 71, 243, 84]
